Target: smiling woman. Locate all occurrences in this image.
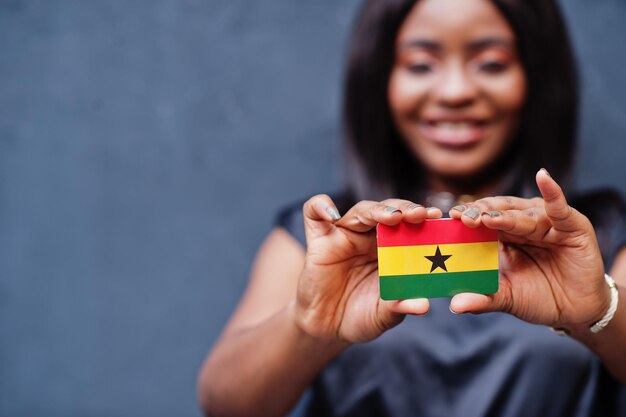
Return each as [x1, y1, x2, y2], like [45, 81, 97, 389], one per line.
[197, 1, 626, 416]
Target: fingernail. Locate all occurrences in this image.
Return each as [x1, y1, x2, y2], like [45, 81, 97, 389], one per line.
[384, 206, 400, 214]
[325, 206, 340, 220]
[463, 207, 480, 220]
[408, 203, 422, 211]
[540, 168, 551, 177]
[483, 210, 502, 218]
[451, 205, 466, 212]
[449, 304, 459, 315]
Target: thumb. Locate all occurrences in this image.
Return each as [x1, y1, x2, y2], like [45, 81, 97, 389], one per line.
[380, 298, 430, 330]
[388, 298, 431, 316]
[449, 278, 512, 315]
[536, 168, 578, 233]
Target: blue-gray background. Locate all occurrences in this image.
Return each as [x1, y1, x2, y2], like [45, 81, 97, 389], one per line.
[1, 0, 625, 416]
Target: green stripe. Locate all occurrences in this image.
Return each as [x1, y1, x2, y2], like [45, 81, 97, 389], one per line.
[379, 270, 498, 300]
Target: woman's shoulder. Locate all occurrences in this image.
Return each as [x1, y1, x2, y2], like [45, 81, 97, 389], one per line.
[570, 187, 626, 267]
[275, 190, 356, 247]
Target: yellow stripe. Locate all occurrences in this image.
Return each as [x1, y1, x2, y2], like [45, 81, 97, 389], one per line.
[378, 241, 498, 276]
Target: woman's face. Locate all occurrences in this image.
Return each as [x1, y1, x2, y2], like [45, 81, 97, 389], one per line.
[388, 0, 526, 183]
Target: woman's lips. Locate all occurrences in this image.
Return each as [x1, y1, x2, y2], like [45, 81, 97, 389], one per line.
[419, 121, 487, 147]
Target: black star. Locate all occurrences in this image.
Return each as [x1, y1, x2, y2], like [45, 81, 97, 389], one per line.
[424, 246, 452, 273]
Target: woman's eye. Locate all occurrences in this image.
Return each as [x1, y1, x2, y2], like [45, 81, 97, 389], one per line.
[479, 61, 507, 74]
[407, 63, 433, 74]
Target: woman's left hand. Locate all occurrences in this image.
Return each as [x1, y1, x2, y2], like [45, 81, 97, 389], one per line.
[448, 169, 611, 332]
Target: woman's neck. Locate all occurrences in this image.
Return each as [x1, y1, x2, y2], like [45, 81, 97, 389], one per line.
[424, 150, 523, 205]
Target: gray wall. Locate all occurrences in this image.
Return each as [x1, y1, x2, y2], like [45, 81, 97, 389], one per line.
[0, 1, 624, 416]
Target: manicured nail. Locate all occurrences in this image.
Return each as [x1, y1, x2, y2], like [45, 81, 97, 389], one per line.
[384, 206, 400, 214]
[463, 207, 480, 220]
[540, 168, 551, 177]
[483, 210, 502, 218]
[449, 304, 459, 315]
[408, 203, 422, 211]
[451, 205, 466, 212]
[325, 206, 340, 220]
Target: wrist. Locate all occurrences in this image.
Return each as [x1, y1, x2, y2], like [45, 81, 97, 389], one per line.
[287, 300, 351, 353]
[552, 273, 619, 336]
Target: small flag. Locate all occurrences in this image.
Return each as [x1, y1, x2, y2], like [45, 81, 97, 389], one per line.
[377, 218, 499, 300]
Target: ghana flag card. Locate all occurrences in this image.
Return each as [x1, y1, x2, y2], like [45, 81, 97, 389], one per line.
[377, 218, 499, 300]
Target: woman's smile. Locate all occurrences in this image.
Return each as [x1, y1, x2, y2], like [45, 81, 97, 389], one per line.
[418, 117, 489, 148]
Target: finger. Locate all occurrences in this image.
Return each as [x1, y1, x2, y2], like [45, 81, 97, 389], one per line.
[450, 269, 515, 315]
[450, 196, 542, 218]
[536, 168, 578, 232]
[387, 298, 430, 315]
[449, 292, 499, 314]
[380, 199, 429, 224]
[378, 199, 443, 223]
[334, 200, 402, 233]
[302, 194, 342, 241]
[479, 207, 551, 241]
[453, 206, 483, 228]
[450, 281, 512, 315]
[449, 196, 544, 225]
[425, 206, 444, 219]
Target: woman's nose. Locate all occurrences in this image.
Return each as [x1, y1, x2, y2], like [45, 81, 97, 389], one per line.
[433, 63, 478, 107]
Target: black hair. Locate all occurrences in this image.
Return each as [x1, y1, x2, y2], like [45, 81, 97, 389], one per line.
[342, 0, 578, 200]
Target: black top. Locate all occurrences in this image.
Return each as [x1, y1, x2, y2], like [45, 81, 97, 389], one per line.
[277, 189, 626, 417]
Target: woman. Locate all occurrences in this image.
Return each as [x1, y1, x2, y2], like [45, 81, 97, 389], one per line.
[198, 0, 626, 416]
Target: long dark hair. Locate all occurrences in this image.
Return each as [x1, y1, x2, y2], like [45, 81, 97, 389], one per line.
[342, 0, 578, 200]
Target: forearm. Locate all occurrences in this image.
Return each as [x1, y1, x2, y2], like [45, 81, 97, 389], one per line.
[569, 287, 626, 384]
[198, 301, 349, 417]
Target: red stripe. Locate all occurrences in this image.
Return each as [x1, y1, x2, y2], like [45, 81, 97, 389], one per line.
[377, 218, 497, 247]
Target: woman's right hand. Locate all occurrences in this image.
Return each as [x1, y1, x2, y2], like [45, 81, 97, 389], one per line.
[293, 195, 439, 344]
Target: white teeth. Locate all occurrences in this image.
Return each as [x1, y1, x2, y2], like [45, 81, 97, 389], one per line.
[433, 122, 473, 129]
